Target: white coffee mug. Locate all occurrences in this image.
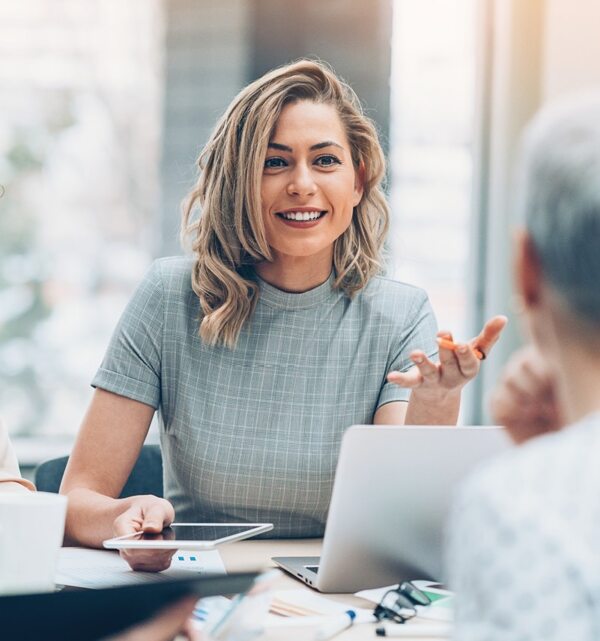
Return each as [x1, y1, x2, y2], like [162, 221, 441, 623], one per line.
[0, 491, 67, 595]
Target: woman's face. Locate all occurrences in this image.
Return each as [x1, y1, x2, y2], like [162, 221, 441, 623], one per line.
[260, 100, 363, 262]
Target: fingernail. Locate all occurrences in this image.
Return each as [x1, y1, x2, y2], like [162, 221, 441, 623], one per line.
[414, 356, 423, 364]
[458, 346, 468, 354]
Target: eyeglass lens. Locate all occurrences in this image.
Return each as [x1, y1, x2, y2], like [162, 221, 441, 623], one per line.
[398, 581, 432, 606]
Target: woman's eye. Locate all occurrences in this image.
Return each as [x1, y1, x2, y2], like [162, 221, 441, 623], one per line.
[315, 155, 341, 167]
[264, 157, 287, 169]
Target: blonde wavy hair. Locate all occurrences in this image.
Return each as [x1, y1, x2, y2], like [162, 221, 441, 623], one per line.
[181, 59, 390, 348]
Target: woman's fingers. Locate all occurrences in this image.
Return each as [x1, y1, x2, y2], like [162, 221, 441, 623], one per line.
[471, 315, 508, 357]
[142, 500, 175, 532]
[387, 365, 424, 388]
[410, 351, 440, 384]
[121, 548, 176, 572]
[437, 330, 463, 379]
[437, 330, 479, 383]
[453, 343, 480, 379]
[389, 316, 507, 392]
[113, 497, 175, 537]
[112, 496, 177, 573]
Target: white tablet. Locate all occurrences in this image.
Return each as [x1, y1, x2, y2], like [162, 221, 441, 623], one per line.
[103, 522, 273, 550]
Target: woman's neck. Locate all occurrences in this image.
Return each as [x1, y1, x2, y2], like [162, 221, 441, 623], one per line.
[255, 251, 333, 293]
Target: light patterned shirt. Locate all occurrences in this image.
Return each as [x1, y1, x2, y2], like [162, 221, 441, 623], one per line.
[93, 257, 438, 536]
[447, 412, 600, 641]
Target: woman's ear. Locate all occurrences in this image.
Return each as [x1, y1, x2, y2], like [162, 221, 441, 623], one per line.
[353, 161, 365, 206]
[514, 228, 543, 309]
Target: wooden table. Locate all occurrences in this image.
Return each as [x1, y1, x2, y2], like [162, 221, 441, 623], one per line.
[218, 539, 449, 640]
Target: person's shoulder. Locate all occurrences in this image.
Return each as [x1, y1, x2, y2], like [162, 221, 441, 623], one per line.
[459, 419, 600, 515]
[150, 256, 194, 280]
[146, 256, 195, 293]
[360, 274, 430, 312]
[364, 274, 428, 297]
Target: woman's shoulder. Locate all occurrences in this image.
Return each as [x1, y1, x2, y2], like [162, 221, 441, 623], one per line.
[131, 257, 197, 317]
[360, 274, 430, 313]
[145, 256, 195, 294]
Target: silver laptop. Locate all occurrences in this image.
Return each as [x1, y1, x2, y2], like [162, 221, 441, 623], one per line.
[273, 425, 510, 592]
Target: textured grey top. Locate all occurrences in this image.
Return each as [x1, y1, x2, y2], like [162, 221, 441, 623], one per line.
[447, 412, 600, 641]
[93, 257, 438, 536]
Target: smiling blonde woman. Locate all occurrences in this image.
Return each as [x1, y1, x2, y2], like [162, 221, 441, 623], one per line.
[62, 60, 505, 569]
[182, 60, 389, 349]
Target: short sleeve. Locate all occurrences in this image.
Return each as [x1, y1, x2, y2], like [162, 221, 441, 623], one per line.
[376, 289, 438, 408]
[92, 261, 164, 409]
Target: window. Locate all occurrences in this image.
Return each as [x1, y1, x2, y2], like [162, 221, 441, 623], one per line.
[0, 1, 163, 435]
[389, 0, 476, 341]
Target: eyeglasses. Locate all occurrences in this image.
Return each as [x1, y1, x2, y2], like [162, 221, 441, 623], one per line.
[373, 582, 432, 624]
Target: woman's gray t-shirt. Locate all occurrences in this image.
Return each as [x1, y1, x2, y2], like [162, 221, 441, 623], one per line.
[92, 257, 438, 536]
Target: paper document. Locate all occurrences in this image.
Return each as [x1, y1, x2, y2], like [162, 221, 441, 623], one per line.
[56, 547, 226, 589]
[355, 581, 454, 622]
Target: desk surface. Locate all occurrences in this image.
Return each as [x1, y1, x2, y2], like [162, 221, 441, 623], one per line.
[218, 539, 449, 640]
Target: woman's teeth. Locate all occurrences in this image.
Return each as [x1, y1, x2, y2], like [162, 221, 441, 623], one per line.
[279, 211, 324, 221]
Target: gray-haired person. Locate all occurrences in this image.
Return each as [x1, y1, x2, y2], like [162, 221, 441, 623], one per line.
[447, 92, 600, 641]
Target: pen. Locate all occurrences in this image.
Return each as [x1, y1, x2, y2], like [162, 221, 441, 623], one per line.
[314, 609, 356, 640]
[437, 337, 485, 360]
[375, 622, 452, 637]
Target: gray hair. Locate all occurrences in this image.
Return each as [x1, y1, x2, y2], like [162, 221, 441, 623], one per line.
[517, 91, 600, 325]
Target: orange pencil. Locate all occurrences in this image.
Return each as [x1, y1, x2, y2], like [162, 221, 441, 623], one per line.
[437, 337, 485, 360]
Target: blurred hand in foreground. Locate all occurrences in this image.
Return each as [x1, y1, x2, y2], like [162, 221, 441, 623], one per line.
[490, 345, 564, 444]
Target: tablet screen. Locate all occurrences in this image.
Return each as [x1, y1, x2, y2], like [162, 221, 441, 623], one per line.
[103, 522, 273, 549]
[128, 524, 258, 543]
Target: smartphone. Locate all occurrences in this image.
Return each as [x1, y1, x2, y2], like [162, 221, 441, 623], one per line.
[103, 522, 273, 550]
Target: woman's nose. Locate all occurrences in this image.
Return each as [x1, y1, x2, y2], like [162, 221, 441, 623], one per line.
[286, 164, 317, 197]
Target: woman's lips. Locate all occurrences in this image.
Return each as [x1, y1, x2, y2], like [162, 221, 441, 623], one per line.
[275, 210, 327, 228]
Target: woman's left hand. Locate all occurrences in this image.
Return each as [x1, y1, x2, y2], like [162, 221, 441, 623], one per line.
[387, 315, 508, 400]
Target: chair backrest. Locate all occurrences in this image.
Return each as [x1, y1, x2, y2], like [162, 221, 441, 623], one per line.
[34, 444, 163, 498]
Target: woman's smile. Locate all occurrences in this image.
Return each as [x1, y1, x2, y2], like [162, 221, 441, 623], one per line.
[275, 207, 328, 228]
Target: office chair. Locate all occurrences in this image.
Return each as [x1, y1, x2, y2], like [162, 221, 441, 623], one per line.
[34, 444, 164, 498]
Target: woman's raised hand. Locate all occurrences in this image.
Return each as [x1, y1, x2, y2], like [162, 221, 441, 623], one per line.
[387, 315, 508, 400]
[112, 495, 176, 572]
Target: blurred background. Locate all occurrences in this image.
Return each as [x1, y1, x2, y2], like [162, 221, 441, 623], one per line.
[1, 0, 600, 467]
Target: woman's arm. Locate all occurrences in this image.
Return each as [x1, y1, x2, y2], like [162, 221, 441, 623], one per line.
[373, 394, 460, 425]
[60, 389, 167, 547]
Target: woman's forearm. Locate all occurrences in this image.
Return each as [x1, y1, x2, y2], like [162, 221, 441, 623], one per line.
[62, 488, 134, 547]
[405, 389, 461, 425]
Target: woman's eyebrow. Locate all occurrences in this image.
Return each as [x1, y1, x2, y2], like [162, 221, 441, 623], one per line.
[267, 140, 344, 152]
[268, 142, 292, 152]
[310, 141, 343, 151]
